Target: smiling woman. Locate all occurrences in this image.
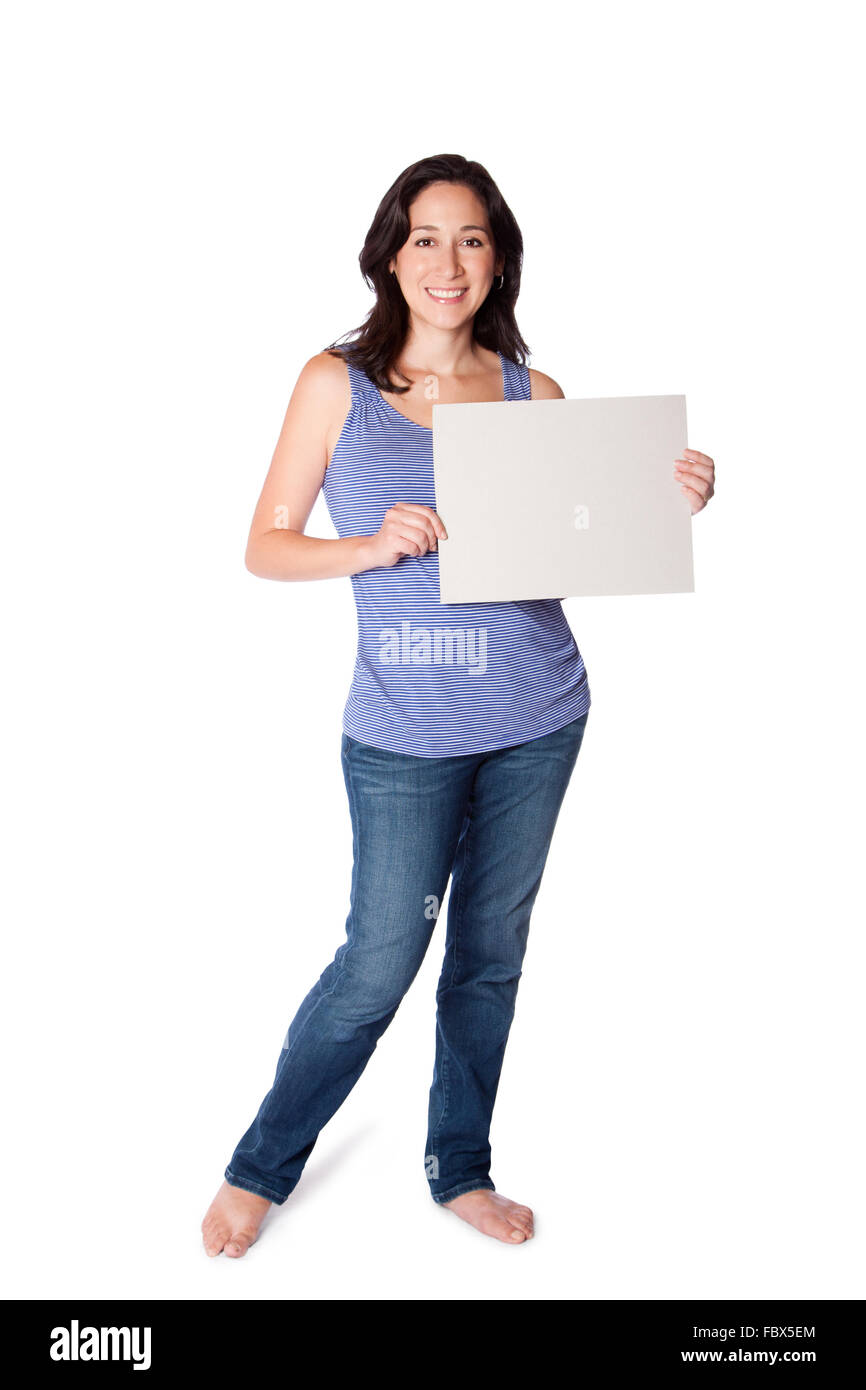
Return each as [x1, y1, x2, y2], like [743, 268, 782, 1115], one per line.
[202, 152, 715, 1261]
[323, 153, 530, 395]
[201, 156, 593, 1255]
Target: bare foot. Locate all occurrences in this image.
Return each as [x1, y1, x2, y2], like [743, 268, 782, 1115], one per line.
[201, 1180, 272, 1258]
[442, 1189, 534, 1243]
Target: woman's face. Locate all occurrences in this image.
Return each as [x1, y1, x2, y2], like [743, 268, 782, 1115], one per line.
[388, 181, 504, 329]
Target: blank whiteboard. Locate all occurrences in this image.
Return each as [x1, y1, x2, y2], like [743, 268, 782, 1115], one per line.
[432, 394, 694, 603]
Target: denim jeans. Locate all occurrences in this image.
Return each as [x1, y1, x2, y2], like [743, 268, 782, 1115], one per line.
[225, 710, 589, 1206]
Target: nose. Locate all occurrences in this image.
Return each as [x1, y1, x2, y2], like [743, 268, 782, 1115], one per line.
[434, 247, 463, 277]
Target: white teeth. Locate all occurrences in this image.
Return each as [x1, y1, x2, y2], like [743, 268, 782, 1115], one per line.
[426, 288, 467, 299]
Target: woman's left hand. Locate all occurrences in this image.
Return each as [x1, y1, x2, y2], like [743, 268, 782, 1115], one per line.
[674, 448, 715, 515]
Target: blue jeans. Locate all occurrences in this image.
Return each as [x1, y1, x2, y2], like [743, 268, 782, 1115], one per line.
[225, 711, 589, 1206]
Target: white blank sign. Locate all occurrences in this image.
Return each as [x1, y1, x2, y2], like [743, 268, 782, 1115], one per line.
[432, 394, 694, 603]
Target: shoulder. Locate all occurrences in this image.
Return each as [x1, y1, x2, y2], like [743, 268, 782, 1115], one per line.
[527, 367, 566, 400]
[297, 347, 352, 397]
[287, 348, 353, 424]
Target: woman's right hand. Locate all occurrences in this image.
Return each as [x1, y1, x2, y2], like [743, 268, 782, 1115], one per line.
[363, 503, 448, 569]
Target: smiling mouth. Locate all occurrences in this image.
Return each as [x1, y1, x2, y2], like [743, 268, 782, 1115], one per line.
[425, 287, 469, 302]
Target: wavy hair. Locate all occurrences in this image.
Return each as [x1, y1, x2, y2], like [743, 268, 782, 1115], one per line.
[322, 153, 530, 393]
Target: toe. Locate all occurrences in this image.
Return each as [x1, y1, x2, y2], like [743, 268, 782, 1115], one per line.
[201, 1218, 230, 1256]
[224, 1229, 255, 1258]
[485, 1214, 527, 1244]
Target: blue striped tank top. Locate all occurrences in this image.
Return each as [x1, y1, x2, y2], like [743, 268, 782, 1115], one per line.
[322, 345, 591, 757]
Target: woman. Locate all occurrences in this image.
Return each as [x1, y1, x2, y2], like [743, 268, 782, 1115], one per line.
[202, 154, 715, 1255]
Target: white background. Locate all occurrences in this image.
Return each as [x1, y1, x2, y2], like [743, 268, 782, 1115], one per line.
[2, 0, 863, 1301]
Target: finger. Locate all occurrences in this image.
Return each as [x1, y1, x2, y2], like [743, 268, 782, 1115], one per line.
[679, 482, 706, 512]
[397, 505, 447, 541]
[678, 475, 711, 503]
[392, 522, 435, 555]
[390, 536, 424, 557]
[391, 513, 438, 549]
[682, 448, 714, 466]
[394, 502, 448, 539]
[673, 466, 712, 499]
[408, 519, 438, 549]
[674, 458, 714, 481]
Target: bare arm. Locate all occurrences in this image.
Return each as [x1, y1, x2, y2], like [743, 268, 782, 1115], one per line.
[244, 352, 375, 580]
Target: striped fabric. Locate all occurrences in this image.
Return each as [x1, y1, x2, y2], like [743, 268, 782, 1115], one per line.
[322, 345, 591, 756]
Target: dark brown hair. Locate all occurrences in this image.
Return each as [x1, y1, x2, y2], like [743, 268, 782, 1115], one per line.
[322, 153, 530, 394]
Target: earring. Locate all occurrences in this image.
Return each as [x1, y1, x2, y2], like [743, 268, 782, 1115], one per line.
[498, 274, 504, 289]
